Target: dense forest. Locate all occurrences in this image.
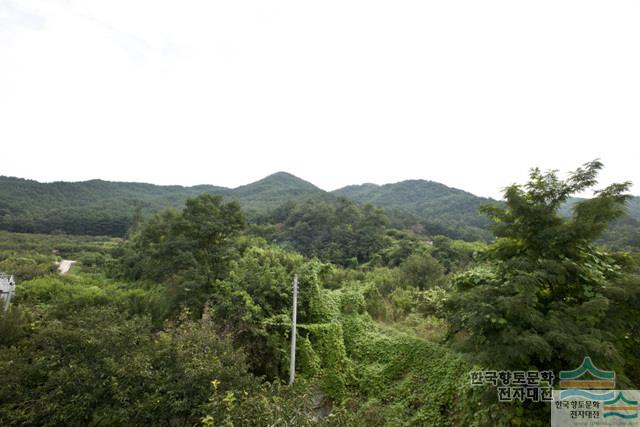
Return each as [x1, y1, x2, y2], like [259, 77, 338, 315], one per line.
[1, 161, 639, 426]
[2, 172, 638, 251]
[0, 173, 488, 241]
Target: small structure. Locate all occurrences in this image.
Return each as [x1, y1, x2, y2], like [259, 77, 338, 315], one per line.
[0, 272, 16, 312]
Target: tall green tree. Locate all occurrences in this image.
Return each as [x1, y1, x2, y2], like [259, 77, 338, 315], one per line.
[177, 194, 247, 281]
[115, 194, 246, 312]
[118, 194, 245, 282]
[447, 160, 633, 377]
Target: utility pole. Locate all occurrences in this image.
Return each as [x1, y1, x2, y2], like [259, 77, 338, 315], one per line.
[0, 273, 15, 313]
[289, 274, 298, 385]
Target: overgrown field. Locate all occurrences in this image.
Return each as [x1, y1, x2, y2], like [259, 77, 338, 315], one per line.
[1, 161, 639, 426]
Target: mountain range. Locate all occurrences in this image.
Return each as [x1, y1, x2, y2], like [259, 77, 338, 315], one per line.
[1, 172, 638, 248]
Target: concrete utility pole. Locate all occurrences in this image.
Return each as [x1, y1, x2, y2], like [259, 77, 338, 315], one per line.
[0, 273, 15, 313]
[289, 274, 298, 385]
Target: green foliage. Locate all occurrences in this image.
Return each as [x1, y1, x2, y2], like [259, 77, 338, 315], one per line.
[13, 274, 169, 326]
[0, 231, 119, 279]
[430, 235, 484, 274]
[448, 160, 634, 380]
[2, 163, 639, 426]
[561, 195, 640, 251]
[255, 198, 391, 266]
[2, 172, 639, 253]
[210, 245, 309, 378]
[601, 265, 640, 386]
[333, 179, 495, 242]
[0, 176, 230, 236]
[373, 229, 433, 267]
[0, 307, 29, 347]
[117, 194, 245, 282]
[113, 194, 245, 314]
[0, 172, 323, 237]
[0, 275, 253, 427]
[202, 378, 368, 427]
[0, 252, 56, 281]
[230, 171, 328, 215]
[397, 252, 446, 290]
[304, 322, 351, 401]
[339, 303, 475, 426]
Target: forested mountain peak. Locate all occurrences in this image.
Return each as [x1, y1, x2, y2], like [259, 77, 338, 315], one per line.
[234, 171, 321, 193]
[333, 179, 486, 202]
[229, 172, 326, 212]
[0, 173, 638, 249]
[332, 179, 496, 241]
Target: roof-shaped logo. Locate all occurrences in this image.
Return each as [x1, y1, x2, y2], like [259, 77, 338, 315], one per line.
[604, 392, 639, 420]
[559, 356, 616, 389]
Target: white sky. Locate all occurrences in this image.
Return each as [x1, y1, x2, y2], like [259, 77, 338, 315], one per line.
[1, 0, 639, 199]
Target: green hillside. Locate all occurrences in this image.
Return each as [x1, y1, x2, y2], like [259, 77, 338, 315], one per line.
[333, 180, 495, 241]
[0, 176, 227, 235]
[231, 172, 329, 214]
[1, 162, 640, 425]
[0, 173, 328, 236]
[560, 195, 640, 250]
[0, 173, 493, 240]
[1, 174, 638, 250]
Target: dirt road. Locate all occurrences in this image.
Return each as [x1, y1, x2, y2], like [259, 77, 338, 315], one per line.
[57, 260, 76, 274]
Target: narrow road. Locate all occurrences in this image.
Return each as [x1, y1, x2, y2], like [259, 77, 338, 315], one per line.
[57, 260, 76, 275]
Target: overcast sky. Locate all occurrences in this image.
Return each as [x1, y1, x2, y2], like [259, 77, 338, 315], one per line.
[1, 1, 638, 199]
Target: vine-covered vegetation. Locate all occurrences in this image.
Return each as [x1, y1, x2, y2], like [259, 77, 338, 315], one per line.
[1, 161, 639, 426]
